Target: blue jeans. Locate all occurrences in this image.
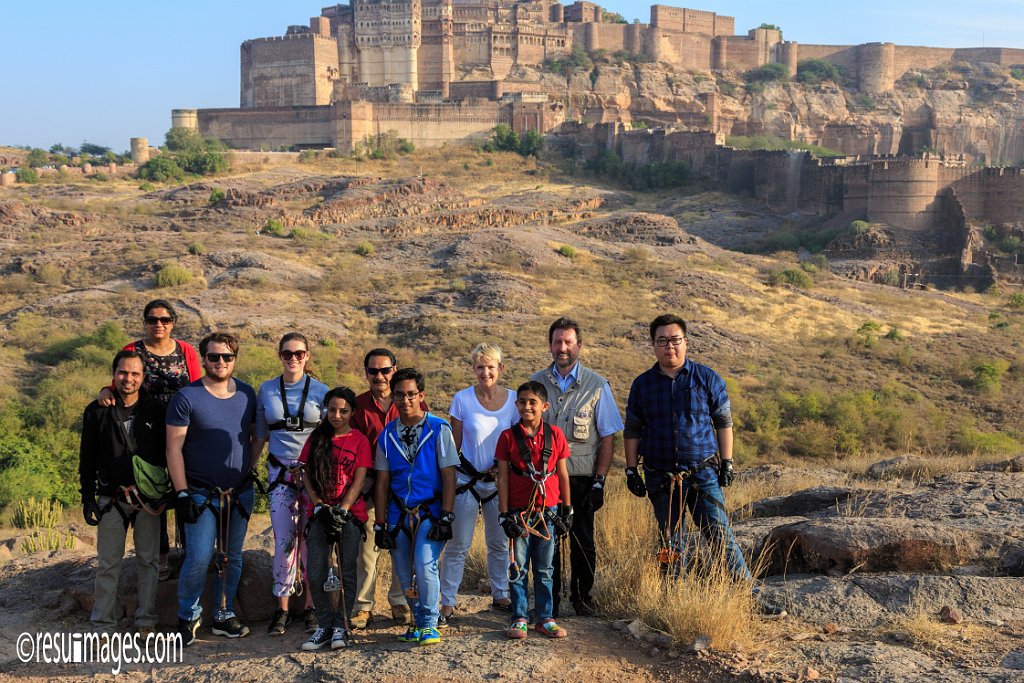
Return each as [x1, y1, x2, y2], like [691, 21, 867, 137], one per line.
[177, 487, 253, 622]
[644, 467, 750, 581]
[391, 515, 445, 629]
[509, 506, 556, 623]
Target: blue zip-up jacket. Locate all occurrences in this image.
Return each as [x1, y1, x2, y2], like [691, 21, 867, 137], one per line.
[379, 413, 451, 527]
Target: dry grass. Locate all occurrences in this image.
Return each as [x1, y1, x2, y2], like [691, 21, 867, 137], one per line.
[463, 480, 765, 649]
[727, 468, 835, 516]
[884, 592, 989, 652]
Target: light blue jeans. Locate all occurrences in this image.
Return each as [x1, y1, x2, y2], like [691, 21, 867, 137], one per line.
[391, 515, 445, 629]
[509, 506, 557, 623]
[177, 487, 253, 622]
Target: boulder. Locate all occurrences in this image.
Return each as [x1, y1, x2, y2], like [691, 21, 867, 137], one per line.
[760, 518, 1000, 575]
[866, 455, 931, 480]
[747, 487, 853, 519]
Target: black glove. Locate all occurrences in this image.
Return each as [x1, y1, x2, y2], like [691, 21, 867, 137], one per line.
[427, 510, 455, 542]
[82, 498, 101, 526]
[625, 467, 647, 498]
[500, 511, 527, 539]
[718, 459, 735, 487]
[175, 490, 200, 524]
[553, 504, 573, 537]
[590, 476, 605, 512]
[374, 524, 396, 550]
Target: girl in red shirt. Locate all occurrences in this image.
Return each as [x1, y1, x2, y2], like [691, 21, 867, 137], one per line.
[299, 387, 372, 651]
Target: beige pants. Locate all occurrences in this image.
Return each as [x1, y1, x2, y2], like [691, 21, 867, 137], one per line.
[91, 497, 160, 630]
[353, 505, 407, 613]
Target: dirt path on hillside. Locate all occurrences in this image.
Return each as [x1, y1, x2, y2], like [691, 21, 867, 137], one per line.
[0, 548, 747, 683]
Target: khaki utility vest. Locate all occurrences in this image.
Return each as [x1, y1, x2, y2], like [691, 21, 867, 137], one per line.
[531, 363, 606, 477]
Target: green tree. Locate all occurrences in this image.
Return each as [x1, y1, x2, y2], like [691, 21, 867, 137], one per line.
[80, 142, 112, 156]
[485, 124, 521, 153]
[15, 168, 39, 184]
[517, 129, 543, 157]
[25, 149, 49, 168]
[164, 127, 205, 152]
[758, 23, 783, 39]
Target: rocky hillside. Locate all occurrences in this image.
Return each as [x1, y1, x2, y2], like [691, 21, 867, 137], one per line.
[501, 61, 1024, 165]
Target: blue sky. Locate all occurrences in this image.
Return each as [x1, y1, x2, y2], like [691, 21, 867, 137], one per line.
[2, 1, 1022, 152]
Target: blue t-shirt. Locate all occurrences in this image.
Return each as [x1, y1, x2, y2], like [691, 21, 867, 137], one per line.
[167, 378, 258, 489]
[254, 374, 328, 463]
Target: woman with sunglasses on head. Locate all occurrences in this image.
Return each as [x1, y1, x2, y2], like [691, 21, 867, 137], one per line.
[97, 299, 203, 578]
[252, 333, 329, 638]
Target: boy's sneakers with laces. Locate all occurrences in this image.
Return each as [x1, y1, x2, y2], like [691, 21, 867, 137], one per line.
[177, 616, 200, 647]
[301, 627, 331, 651]
[212, 615, 250, 638]
[330, 627, 350, 649]
[397, 626, 421, 643]
[534, 619, 568, 639]
[304, 607, 319, 633]
[418, 627, 441, 646]
[267, 608, 291, 636]
[505, 619, 528, 640]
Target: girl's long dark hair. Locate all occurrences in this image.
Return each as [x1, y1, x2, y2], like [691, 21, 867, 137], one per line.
[307, 386, 358, 503]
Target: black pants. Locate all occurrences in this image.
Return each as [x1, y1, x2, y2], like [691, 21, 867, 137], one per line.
[553, 475, 595, 616]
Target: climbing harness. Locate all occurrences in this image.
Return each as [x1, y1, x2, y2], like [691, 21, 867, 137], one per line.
[455, 453, 497, 509]
[506, 424, 555, 584]
[655, 456, 719, 577]
[96, 483, 167, 530]
[266, 453, 305, 493]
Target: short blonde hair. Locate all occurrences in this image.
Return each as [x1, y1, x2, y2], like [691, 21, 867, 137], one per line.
[470, 342, 504, 366]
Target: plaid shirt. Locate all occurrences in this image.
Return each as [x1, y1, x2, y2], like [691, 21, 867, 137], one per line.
[624, 359, 732, 470]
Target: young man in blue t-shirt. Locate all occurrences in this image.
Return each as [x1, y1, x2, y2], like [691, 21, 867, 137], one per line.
[167, 332, 259, 645]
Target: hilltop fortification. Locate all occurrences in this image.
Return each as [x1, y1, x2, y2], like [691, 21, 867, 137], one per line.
[176, 1, 1024, 153]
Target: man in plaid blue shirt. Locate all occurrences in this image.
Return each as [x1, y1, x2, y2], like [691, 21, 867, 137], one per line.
[623, 314, 785, 617]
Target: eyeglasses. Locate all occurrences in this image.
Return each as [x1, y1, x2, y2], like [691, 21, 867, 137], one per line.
[655, 336, 685, 348]
[279, 350, 307, 361]
[205, 353, 236, 363]
[393, 391, 420, 401]
[366, 366, 395, 376]
[145, 316, 174, 325]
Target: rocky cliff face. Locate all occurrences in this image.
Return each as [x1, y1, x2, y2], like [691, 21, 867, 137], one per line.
[504, 61, 1024, 165]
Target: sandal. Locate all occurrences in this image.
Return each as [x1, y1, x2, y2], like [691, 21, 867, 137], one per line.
[534, 619, 567, 639]
[491, 600, 513, 613]
[505, 620, 528, 640]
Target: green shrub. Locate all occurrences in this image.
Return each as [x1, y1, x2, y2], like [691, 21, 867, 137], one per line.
[1000, 235, 1021, 253]
[188, 242, 206, 256]
[355, 241, 375, 257]
[153, 263, 194, 288]
[955, 425, 1020, 454]
[34, 264, 63, 285]
[883, 327, 905, 342]
[289, 227, 327, 241]
[1008, 292, 1024, 308]
[796, 59, 842, 84]
[1011, 66, 1024, 80]
[557, 245, 578, 259]
[769, 268, 813, 288]
[138, 156, 184, 182]
[850, 220, 869, 235]
[971, 359, 1010, 394]
[543, 45, 592, 75]
[138, 182, 155, 191]
[209, 188, 226, 204]
[743, 63, 789, 84]
[263, 219, 287, 237]
[724, 135, 843, 158]
[16, 167, 39, 184]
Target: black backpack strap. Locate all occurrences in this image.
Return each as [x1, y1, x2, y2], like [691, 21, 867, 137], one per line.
[268, 375, 319, 431]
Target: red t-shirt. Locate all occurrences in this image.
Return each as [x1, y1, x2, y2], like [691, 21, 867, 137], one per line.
[350, 390, 429, 448]
[298, 430, 372, 522]
[495, 422, 568, 510]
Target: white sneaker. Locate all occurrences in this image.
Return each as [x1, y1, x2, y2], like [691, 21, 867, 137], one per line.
[331, 627, 350, 649]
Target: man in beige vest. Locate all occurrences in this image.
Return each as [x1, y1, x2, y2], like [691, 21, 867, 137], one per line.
[531, 317, 623, 617]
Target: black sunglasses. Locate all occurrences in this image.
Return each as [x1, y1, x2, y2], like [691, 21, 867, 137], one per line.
[145, 316, 174, 325]
[205, 353, 236, 363]
[279, 350, 307, 361]
[366, 366, 394, 376]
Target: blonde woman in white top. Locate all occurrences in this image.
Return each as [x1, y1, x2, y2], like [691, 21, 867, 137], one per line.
[438, 343, 520, 623]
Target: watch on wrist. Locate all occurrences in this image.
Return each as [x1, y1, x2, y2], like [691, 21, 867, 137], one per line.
[176, 490, 189, 499]
[439, 511, 455, 524]
[373, 523, 385, 532]
[592, 474, 605, 488]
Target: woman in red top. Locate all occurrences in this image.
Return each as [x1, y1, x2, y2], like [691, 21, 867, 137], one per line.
[97, 299, 201, 577]
[299, 386, 371, 651]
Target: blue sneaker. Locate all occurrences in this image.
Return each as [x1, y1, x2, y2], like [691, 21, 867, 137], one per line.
[418, 627, 441, 646]
[397, 627, 421, 643]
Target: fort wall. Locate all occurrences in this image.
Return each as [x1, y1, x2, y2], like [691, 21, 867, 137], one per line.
[241, 34, 339, 108]
[198, 106, 335, 150]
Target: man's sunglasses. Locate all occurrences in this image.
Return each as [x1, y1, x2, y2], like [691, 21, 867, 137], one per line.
[279, 350, 307, 361]
[365, 366, 394, 376]
[145, 316, 174, 325]
[205, 353, 236, 363]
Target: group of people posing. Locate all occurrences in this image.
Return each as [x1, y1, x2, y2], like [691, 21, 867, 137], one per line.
[79, 301, 783, 653]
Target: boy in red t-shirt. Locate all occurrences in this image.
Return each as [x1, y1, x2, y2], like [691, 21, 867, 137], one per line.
[496, 381, 572, 639]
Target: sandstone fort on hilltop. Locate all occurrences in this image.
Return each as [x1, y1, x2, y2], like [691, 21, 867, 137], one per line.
[173, 0, 1024, 152]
